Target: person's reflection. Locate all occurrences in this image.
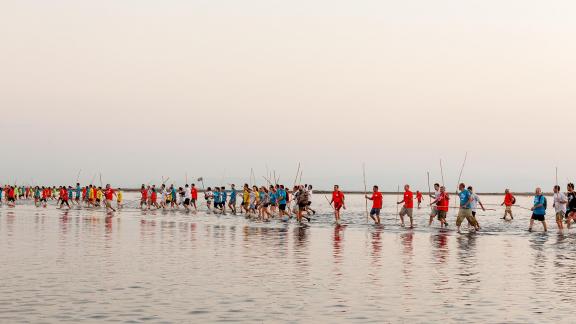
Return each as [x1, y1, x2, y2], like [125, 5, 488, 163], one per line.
[105, 215, 113, 233]
[60, 210, 70, 235]
[529, 233, 549, 296]
[333, 224, 345, 264]
[370, 226, 383, 265]
[553, 233, 576, 303]
[455, 234, 480, 294]
[431, 232, 449, 265]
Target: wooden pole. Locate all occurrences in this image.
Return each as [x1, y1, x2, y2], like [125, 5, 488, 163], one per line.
[439, 159, 445, 187]
[396, 184, 400, 221]
[456, 152, 468, 192]
[293, 163, 301, 188]
[556, 167, 558, 186]
[427, 171, 432, 205]
[363, 163, 368, 223]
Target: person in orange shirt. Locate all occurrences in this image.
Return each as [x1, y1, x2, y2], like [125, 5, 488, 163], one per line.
[501, 189, 515, 220]
[416, 191, 423, 209]
[329, 185, 346, 224]
[397, 184, 414, 228]
[365, 185, 383, 224]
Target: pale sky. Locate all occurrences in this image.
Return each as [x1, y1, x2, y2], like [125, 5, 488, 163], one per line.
[1, 0, 575, 191]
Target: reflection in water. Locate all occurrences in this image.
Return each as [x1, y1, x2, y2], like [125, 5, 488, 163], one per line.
[4, 199, 576, 323]
[333, 225, 345, 264]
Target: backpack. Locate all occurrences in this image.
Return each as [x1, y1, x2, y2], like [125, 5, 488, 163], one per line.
[511, 196, 516, 205]
[543, 196, 547, 210]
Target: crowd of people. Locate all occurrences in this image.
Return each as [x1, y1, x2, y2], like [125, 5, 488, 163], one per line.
[2, 181, 576, 232]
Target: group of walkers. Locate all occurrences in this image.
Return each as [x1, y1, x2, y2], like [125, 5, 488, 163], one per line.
[1, 184, 121, 212]
[3, 180, 576, 232]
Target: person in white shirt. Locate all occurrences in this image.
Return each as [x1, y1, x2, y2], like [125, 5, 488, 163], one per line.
[160, 184, 168, 209]
[468, 186, 486, 229]
[553, 185, 568, 231]
[428, 183, 441, 226]
[183, 184, 192, 211]
[305, 185, 316, 216]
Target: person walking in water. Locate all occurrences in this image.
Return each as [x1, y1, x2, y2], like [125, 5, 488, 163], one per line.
[430, 185, 449, 228]
[553, 185, 567, 232]
[456, 183, 479, 233]
[329, 185, 345, 224]
[365, 185, 383, 224]
[397, 184, 414, 228]
[428, 183, 441, 226]
[564, 183, 576, 228]
[468, 186, 485, 229]
[501, 189, 515, 220]
[416, 190, 423, 209]
[528, 187, 547, 232]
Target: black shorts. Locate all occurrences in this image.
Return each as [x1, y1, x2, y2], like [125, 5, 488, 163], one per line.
[184, 198, 190, 206]
[531, 213, 545, 221]
[370, 208, 381, 216]
[40, 198, 46, 202]
[298, 202, 307, 209]
[472, 211, 477, 217]
[279, 204, 286, 211]
[8, 197, 15, 202]
[263, 203, 270, 208]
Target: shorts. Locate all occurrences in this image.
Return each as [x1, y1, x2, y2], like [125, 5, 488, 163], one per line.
[370, 208, 381, 216]
[191, 198, 196, 204]
[472, 211, 477, 217]
[400, 206, 413, 218]
[531, 213, 545, 221]
[263, 203, 270, 208]
[40, 198, 46, 202]
[184, 198, 190, 206]
[299, 202, 308, 209]
[334, 202, 343, 210]
[456, 208, 477, 227]
[430, 205, 438, 216]
[437, 210, 447, 220]
[8, 197, 15, 202]
[556, 211, 565, 222]
[229, 199, 236, 205]
[567, 209, 576, 218]
[279, 204, 286, 211]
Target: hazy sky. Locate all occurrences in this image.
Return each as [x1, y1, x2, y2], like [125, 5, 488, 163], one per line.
[1, 0, 575, 191]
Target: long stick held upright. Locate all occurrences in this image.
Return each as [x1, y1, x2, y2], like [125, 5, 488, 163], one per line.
[427, 171, 432, 205]
[363, 163, 368, 223]
[396, 184, 400, 221]
[439, 159, 445, 187]
[293, 163, 301, 188]
[556, 167, 559, 186]
[456, 152, 468, 192]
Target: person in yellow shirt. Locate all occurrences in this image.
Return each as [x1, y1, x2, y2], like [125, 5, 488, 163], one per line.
[116, 188, 123, 209]
[97, 187, 103, 206]
[88, 185, 95, 207]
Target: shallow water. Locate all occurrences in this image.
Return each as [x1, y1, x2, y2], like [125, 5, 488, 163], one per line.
[1, 194, 576, 323]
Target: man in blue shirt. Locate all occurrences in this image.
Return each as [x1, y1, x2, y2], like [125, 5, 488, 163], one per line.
[228, 184, 237, 215]
[277, 185, 288, 219]
[75, 183, 81, 204]
[220, 186, 228, 215]
[456, 183, 479, 233]
[213, 188, 221, 213]
[529, 187, 548, 232]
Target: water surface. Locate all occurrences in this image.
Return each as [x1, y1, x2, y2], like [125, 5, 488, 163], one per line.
[1, 194, 574, 323]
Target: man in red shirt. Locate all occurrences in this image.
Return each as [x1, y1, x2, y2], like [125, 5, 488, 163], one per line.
[416, 191, 423, 209]
[191, 184, 198, 211]
[397, 184, 414, 228]
[104, 184, 117, 212]
[329, 185, 346, 224]
[58, 186, 70, 209]
[7, 186, 16, 207]
[365, 185, 383, 224]
[140, 184, 148, 209]
[430, 186, 450, 228]
[501, 189, 515, 220]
